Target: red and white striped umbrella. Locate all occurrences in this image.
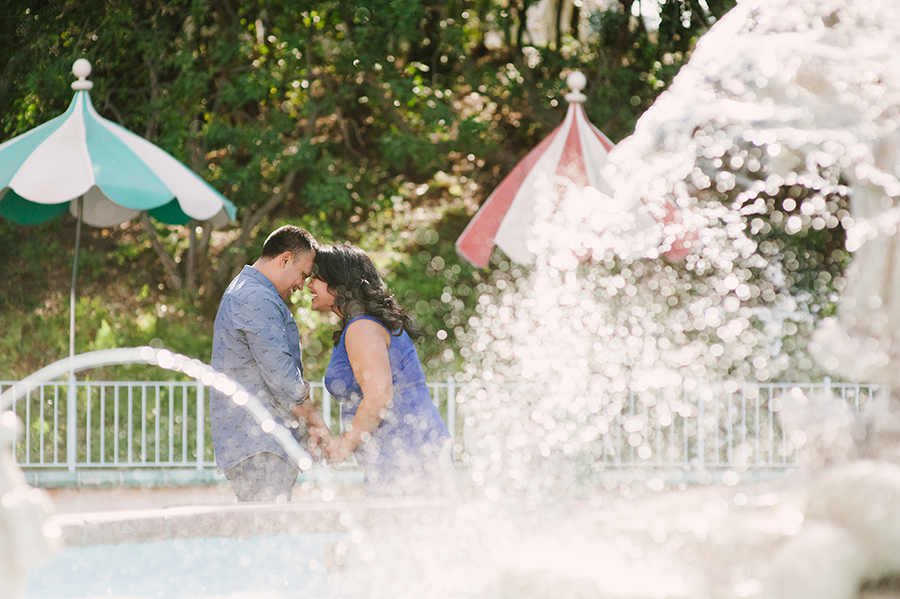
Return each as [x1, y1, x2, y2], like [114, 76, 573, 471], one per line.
[456, 72, 690, 268]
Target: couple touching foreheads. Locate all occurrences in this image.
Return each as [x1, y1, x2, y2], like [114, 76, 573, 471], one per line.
[209, 225, 457, 502]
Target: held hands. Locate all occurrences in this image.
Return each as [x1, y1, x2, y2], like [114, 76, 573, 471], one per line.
[290, 400, 331, 460]
[307, 424, 333, 460]
[324, 434, 354, 466]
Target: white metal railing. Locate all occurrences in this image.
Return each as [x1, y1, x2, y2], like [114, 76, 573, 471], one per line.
[585, 379, 887, 471]
[1, 377, 885, 483]
[1, 379, 458, 476]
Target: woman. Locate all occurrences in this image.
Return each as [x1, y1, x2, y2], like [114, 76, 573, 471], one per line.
[308, 244, 457, 498]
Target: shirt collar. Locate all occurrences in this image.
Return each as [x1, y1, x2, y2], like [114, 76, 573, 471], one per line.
[241, 265, 279, 295]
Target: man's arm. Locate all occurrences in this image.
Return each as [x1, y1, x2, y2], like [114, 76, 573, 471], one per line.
[234, 294, 320, 416]
[235, 293, 334, 452]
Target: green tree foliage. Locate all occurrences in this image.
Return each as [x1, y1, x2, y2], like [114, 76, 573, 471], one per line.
[0, 0, 760, 381]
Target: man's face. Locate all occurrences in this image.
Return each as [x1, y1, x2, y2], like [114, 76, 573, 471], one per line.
[280, 250, 315, 297]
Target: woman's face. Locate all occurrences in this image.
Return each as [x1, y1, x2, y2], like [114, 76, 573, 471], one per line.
[307, 276, 338, 314]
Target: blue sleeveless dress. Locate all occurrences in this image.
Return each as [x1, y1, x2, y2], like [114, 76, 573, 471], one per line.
[324, 316, 452, 497]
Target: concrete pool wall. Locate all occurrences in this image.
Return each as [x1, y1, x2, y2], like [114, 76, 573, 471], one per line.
[27, 491, 461, 599]
[48, 491, 442, 547]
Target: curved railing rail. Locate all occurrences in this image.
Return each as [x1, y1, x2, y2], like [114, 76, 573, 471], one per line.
[0, 348, 325, 485]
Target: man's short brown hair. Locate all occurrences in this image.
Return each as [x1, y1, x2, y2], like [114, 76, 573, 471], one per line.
[260, 225, 318, 259]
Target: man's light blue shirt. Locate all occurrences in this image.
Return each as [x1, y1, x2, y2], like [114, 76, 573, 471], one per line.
[210, 266, 310, 472]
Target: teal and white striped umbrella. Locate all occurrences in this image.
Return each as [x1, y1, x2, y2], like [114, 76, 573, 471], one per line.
[0, 59, 237, 367]
[0, 59, 236, 227]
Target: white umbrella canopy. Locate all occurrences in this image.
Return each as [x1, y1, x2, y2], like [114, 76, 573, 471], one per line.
[0, 59, 235, 227]
[0, 59, 237, 364]
[456, 71, 691, 269]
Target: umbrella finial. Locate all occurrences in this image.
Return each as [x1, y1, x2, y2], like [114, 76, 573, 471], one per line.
[72, 59, 93, 91]
[565, 71, 587, 104]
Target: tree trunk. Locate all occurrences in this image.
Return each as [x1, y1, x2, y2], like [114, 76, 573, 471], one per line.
[554, 0, 564, 49]
[141, 212, 182, 289]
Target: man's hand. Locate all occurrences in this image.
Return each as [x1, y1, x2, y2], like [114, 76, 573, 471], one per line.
[307, 424, 333, 458]
[291, 399, 332, 458]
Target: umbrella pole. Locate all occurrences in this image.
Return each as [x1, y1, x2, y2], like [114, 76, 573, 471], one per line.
[67, 196, 83, 473]
[69, 196, 83, 371]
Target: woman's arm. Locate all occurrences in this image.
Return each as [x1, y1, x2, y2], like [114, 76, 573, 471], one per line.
[326, 318, 393, 465]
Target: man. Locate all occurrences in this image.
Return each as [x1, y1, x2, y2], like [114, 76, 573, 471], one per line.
[210, 225, 331, 502]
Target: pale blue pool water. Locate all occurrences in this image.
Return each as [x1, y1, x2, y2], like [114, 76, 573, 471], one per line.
[25, 533, 345, 599]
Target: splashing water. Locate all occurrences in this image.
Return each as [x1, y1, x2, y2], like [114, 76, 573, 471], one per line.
[444, 0, 900, 597]
[299, 2, 900, 597]
[602, 0, 900, 390]
[458, 0, 900, 499]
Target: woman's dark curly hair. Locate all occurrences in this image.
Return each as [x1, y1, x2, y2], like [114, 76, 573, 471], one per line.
[312, 244, 422, 346]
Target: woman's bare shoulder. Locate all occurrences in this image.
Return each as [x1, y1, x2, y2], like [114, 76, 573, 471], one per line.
[345, 317, 391, 345]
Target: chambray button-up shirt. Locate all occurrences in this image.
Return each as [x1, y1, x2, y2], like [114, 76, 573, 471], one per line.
[210, 266, 311, 472]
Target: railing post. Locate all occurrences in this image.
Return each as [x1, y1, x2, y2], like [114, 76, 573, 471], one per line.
[446, 376, 456, 444]
[321, 381, 332, 432]
[196, 381, 205, 470]
[66, 374, 77, 472]
[697, 393, 705, 468]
